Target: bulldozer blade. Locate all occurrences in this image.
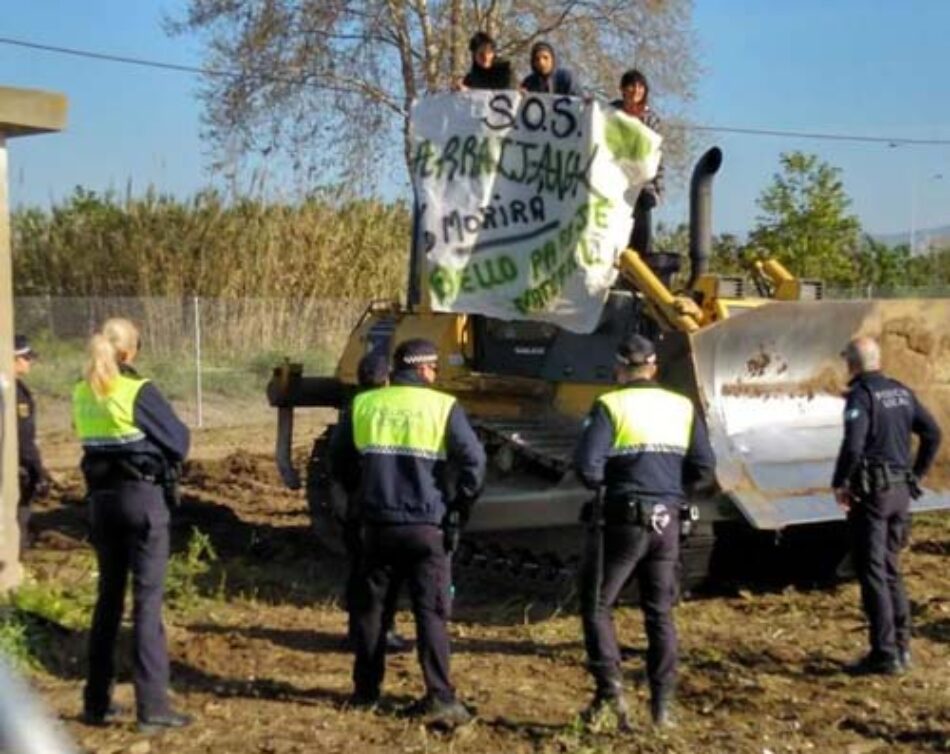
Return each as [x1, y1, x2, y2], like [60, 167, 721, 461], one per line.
[690, 299, 950, 529]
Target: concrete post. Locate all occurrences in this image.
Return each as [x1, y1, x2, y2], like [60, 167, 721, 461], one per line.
[0, 86, 67, 592]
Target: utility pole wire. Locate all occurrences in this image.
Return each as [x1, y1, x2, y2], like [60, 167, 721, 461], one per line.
[4, 34, 950, 147]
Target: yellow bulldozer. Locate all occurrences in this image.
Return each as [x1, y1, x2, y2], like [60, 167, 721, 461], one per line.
[268, 146, 950, 587]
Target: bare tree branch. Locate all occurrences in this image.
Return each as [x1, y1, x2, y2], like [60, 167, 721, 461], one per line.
[170, 0, 699, 189]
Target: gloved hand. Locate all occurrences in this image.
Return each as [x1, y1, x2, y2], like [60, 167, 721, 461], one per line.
[450, 494, 477, 527]
[638, 188, 658, 211]
[908, 475, 924, 501]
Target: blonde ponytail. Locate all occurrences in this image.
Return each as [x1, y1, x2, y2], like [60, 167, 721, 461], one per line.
[85, 334, 119, 397]
[84, 317, 140, 397]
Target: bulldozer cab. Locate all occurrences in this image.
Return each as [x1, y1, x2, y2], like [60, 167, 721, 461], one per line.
[471, 288, 640, 384]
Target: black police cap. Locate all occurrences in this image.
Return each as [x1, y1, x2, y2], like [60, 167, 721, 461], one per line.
[14, 334, 36, 360]
[357, 352, 390, 387]
[616, 334, 656, 367]
[393, 338, 439, 370]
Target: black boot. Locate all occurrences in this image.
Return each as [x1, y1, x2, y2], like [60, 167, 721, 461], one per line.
[845, 651, 902, 676]
[582, 678, 632, 732]
[650, 691, 675, 728]
[81, 703, 126, 727]
[385, 630, 413, 654]
[137, 709, 193, 734]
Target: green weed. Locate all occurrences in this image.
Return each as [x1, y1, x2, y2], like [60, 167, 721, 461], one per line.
[0, 607, 37, 668]
[166, 527, 219, 611]
[11, 573, 96, 632]
[0, 568, 97, 668]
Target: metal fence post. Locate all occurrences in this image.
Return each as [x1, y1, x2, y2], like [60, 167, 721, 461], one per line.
[194, 296, 204, 429]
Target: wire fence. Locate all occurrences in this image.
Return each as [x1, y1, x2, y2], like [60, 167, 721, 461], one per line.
[14, 296, 367, 432]
[13, 286, 950, 432]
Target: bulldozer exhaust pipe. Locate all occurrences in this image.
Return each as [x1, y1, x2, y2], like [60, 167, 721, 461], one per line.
[688, 147, 723, 289]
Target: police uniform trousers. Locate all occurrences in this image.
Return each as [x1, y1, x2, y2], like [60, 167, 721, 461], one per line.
[630, 193, 655, 255]
[580, 518, 679, 699]
[850, 485, 911, 659]
[84, 479, 172, 718]
[352, 523, 453, 701]
[345, 529, 400, 644]
[17, 469, 36, 553]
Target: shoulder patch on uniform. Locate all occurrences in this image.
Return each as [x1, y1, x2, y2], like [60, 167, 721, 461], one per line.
[845, 408, 862, 421]
[18, 402, 30, 419]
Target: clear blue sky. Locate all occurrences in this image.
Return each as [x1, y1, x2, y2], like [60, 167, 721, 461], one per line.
[3, 0, 950, 238]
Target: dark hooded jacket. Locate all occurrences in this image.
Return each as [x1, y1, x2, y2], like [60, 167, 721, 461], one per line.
[520, 43, 580, 96]
[463, 58, 514, 90]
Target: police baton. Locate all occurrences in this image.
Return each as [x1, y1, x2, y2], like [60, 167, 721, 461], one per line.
[584, 486, 606, 603]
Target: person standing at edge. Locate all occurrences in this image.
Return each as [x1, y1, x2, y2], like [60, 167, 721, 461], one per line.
[612, 69, 664, 255]
[832, 336, 941, 675]
[458, 32, 514, 90]
[574, 335, 716, 729]
[14, 334, 50, 552]
[330, 338, 486, 727]
[520, 41, 580, 96]
[339, 351, 411, 654]
[73, 318, 192, 733]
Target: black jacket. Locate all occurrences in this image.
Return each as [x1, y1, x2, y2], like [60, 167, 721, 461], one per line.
[329, 371, 486, 525]
[463, 59, 514, 90]
[16, 379, 45, 483]
[573, 379, 716, 502]
[521, 68, 580, 96]
[832, 371, 942, 488]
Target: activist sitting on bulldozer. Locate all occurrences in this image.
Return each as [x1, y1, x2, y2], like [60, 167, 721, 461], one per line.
[520, 41, 581, 96]
[456, 32, 515, 91]
[612, 69, 664, 255]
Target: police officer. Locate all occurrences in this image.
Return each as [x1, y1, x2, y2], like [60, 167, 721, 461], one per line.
[574, 335, 715, 729]
[340, 351, 410, 653]
[14, 335, 50, 552]
[330, 338, 486, 727]
[832, 336, 942, 675]
[73, 318, 192, 732]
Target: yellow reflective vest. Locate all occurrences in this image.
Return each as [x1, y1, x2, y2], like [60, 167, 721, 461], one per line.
[73, 375, 148, 449]
[353, 385, 456, 460]
[597, 386, 694, 457]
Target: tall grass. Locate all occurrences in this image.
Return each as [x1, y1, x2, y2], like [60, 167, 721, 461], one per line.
[12, 188, 405, 376]
[13, 188, 411, 301]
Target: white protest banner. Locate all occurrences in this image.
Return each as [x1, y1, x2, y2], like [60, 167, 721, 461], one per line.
[409, 91, 661, 334]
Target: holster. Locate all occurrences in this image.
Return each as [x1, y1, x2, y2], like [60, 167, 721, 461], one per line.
[162, 462, 182, 509]
[442, 509, 462, 555]
[81, 456, 179, 508]
[849, 460, 909, 499]
[602, 495, 655, 526]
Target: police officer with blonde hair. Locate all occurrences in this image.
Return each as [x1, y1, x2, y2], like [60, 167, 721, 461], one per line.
[574, 334, 715, 729]
[73, 318, 191, 732]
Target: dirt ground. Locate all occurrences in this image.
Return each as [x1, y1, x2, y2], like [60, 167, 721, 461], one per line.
[18, 415, 950, 754]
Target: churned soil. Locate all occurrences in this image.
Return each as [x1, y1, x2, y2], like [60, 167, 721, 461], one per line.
[19, 419, 950, 754]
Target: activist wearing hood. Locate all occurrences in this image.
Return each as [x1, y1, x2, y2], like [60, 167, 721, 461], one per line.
[520, 41, 580, 96]
[460, 32, 514, 90]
